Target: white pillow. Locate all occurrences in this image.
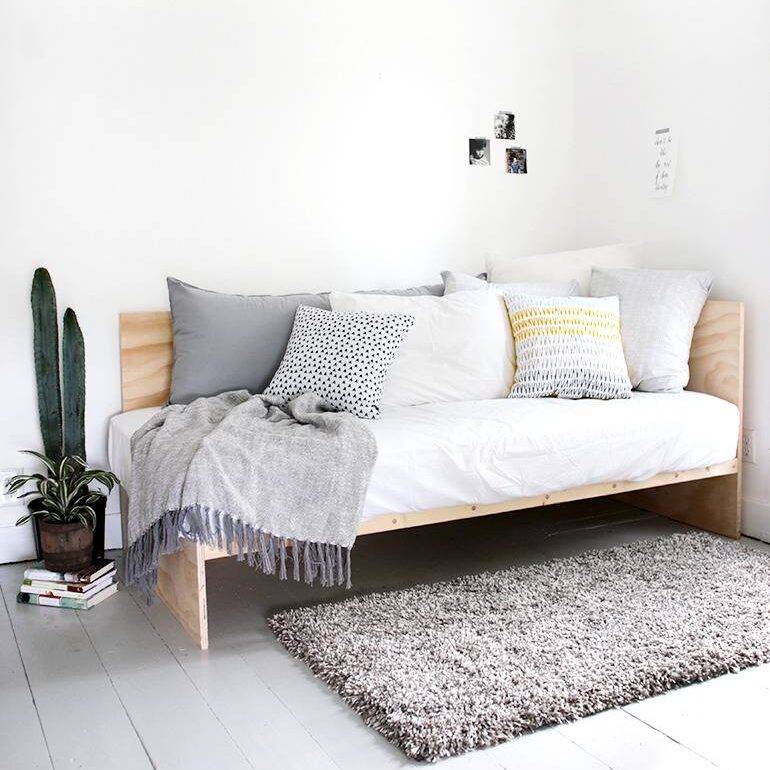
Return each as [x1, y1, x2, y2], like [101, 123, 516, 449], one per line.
[486, 243, 642, 295]
[441, 270, 580, 297]
[329, 290, 514, 407]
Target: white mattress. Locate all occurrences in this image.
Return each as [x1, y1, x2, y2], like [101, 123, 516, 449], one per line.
[108, 392, 739, 521]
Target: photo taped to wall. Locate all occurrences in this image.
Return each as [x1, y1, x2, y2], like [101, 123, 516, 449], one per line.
[494, 111, 516, 140]
[469, 138, 490, 166]
[505, 147, 527, 174]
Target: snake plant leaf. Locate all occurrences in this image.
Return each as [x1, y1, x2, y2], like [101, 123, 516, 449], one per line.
[31, 269, 63, 462]
[62, 307, 86, 460]
[16, 490, 43, 499]
[5, 476, 33, 494]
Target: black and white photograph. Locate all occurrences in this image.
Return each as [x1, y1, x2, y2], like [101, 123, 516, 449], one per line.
[468, 137, 490, 166]
[505, 146, 527, 174]
[494, 110, 516, 139]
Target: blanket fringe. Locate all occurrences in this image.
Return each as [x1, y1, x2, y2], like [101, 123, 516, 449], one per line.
[125, 505, 352, 601]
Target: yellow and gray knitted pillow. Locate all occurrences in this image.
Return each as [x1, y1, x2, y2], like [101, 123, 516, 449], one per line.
[503, 295, 631, 400]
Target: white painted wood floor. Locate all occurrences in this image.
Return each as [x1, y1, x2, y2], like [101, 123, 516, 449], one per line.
[2, 499, 769, 770]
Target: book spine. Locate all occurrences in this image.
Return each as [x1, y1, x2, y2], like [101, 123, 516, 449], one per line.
[23, 568, 65, 582]
[62, 563, 114, 583]
[56, 595, 89, 609]
[17, 592, 89, 609]
[18, 592, 61, 607]
[20, 580, 115, 600]
[21, 570, 116, 594]
[22, 579, 90, 593]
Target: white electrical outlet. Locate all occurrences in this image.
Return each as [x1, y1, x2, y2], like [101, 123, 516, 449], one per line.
[0, 468, 24, 507]
[742, 429, 757, 465]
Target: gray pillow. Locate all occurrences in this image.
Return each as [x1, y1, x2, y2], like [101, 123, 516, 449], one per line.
[360, 283, 443, 297]
[589, 267, 712, 392]
[441, 270, 580, 296]
[167, 277, 442, 404]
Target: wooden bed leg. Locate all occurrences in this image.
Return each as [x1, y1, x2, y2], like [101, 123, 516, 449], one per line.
[616, 472, 741, 539]
[156, 541, 209, 650]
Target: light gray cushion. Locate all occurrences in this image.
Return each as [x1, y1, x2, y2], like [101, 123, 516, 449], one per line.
[167, 277, 442, 404]
[441, 270, 580, 297]
[590, 267, 712, 392]
[360, 283, 443, 297]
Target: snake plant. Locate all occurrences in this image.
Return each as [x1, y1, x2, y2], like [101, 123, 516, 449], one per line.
[31, 268, 64, 461]
[7, 452, 118, 530]
[31, 268, 86, 463]
[10, 269, 118, 529]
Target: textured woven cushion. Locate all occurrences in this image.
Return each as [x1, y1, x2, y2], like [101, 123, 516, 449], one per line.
[167, 277, 441, 404]
[330, 290, 514, 407]
[441, 270, 580, 297]
[264, 305, 414, 419]
[504, 295, 632, 400]
[590, 268, 712, 392]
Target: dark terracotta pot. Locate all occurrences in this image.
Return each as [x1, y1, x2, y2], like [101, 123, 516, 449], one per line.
[38, 519, 94, 572]
[30, 496, 105, 563]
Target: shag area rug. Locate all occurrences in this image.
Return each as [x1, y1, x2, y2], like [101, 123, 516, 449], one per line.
[269, 533, 770, 762]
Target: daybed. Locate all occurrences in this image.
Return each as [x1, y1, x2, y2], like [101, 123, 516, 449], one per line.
[112, 299, 743, 650]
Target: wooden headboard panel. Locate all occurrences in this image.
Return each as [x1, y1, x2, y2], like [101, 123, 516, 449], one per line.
[686, 300, 744, 410]
[119, 300, 744, 413]
[119, 311, 173, 411]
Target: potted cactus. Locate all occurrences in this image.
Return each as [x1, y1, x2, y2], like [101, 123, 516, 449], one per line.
[5, 268, 119, 570]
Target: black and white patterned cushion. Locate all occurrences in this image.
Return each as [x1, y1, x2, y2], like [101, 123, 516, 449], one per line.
[265, 305, 414, 419]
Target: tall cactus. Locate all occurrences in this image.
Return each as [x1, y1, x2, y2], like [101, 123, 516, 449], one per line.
[62, 308, 86, 459]
[30, 269, 87, 465]
[31, 268, 63, 462]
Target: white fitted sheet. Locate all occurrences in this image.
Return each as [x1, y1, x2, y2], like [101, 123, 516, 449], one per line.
[108, 391, 739, 521]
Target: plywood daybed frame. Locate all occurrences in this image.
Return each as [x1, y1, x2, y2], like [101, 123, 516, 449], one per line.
[118, 301, 744, 650]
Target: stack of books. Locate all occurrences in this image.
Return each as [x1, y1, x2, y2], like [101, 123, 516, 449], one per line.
[16, 558, 118, 609]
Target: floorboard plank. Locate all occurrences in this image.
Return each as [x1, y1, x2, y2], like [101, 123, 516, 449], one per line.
[78, 587, 252, 770]
[0, 581, 153, 770]
[558, 707, 718, 769]
[624, 671, 770, 770]
[0, 586, 53, 770]
[486, 727, 612, 769]
[127, 585, 340, 770]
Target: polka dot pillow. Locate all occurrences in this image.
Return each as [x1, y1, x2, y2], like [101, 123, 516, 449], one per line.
[265, 305, 414, 419]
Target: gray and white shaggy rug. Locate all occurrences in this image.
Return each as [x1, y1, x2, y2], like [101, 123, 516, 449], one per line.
[269, 533, 770, 761]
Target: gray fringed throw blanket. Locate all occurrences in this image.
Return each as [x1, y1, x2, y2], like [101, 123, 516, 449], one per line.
[125, 390, 377, 598]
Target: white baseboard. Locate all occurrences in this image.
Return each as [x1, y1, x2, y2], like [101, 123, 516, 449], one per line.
[0, 521, 37, 564]
[105, 512, 123, 551]
[742, 497, 770, 543]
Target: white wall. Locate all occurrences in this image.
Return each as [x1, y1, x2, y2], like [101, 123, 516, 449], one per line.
[572, 0, 770, 539]
[0, 1, 578, 560]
